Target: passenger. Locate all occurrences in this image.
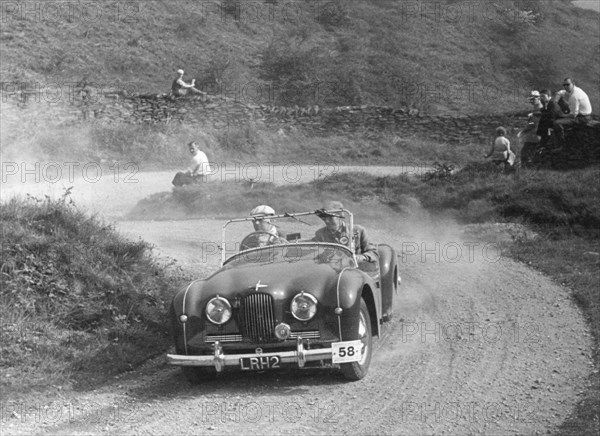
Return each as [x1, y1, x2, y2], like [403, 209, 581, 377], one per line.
[313, 201, 378, 263]
[554, 78, 593, 144]
[240, 205, 287, 250]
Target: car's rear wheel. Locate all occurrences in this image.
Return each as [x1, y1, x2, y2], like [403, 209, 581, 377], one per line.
[340, 299, 372, 381]
[181, 366, 216, 384]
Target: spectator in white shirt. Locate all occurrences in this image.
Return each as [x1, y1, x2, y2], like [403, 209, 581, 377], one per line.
[554, 78, 593, 143]
[172, 69, 205, 97]
[188, 141, 210, 182]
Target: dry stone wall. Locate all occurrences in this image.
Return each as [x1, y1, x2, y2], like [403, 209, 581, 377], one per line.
[3, 89, 599, 152]
[82, 92, 541, 145]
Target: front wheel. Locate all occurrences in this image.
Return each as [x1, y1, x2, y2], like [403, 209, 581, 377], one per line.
[340, 299, 373, 381]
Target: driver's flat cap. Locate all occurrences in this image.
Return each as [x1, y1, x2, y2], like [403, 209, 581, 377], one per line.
[323, 201, 344, 210]
[318, 201, 344, 217]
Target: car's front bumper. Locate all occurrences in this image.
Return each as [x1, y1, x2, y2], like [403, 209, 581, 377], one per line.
[167, 339, 333, 372]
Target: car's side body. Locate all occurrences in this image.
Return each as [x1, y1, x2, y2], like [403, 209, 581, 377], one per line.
[167, 209, 398, 381]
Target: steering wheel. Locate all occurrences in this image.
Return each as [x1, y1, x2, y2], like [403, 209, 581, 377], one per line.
[239, 232, 288, 251]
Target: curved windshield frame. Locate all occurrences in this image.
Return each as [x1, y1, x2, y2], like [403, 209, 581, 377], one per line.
[221, 209, 355, 266]
[223, 242, 355, 269]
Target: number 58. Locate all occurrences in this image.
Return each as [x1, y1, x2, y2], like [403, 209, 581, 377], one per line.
[338, 346, 356, 357]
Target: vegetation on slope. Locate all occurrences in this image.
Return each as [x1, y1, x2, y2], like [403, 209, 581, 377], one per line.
[0, 192, 180, 395]
[1, 0, 598, 114]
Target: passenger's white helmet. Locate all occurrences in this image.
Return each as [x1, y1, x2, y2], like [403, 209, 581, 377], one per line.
[250, 205, 275, 217]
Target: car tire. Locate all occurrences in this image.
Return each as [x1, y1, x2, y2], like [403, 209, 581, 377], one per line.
[181, 366, 217, 384]
[340, 298, 373, 381]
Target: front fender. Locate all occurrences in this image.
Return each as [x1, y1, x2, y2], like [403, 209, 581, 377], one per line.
[336, 268, 364, 310]
[170, 280, 207, 354]
[336, 269, 380, 340]
[171, 279, 207, 317]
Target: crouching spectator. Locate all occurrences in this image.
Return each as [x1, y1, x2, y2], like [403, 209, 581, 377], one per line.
[485, 127, 516, 171]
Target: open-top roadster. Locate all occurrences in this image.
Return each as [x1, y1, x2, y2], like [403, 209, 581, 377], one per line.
[167, 207, 399, 382]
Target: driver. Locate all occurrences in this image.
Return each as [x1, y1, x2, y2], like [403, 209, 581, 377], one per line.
[313, 201, 378, 263]
[243, 205, 287, 248]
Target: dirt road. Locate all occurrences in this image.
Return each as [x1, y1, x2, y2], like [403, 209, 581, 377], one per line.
[0, 165, 426, 220]
[2, 174, 594, 435]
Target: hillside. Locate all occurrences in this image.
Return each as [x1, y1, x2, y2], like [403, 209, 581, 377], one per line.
[1, 0, 598, 115]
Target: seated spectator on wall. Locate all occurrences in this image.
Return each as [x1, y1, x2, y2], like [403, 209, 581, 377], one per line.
[172, 69, 206, 97]
[536, 89, 564, 147]
[553, 78, 593, 144]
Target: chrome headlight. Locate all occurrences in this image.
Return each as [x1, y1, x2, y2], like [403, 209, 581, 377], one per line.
[291, 292, 318, 321]
[205, 296, 232, 325]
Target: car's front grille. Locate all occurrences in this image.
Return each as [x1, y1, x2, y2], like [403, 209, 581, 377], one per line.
[239, 293, 276, 343]
[205, 334, 243, 343]
[290, 330, 321, 339]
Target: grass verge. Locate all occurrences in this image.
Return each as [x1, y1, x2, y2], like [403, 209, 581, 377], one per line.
[0, 192, 183, 398]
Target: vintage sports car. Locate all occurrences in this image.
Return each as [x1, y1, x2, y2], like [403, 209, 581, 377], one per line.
[167, 208, 400, 382]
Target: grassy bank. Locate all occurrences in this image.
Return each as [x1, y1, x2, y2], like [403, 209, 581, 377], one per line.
[0, 193, 182, 397]
[2, 1, 598, 114]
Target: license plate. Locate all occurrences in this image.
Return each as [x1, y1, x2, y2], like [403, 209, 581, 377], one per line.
[240, 355, 281, 370]
[331, 340, 363, 363]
